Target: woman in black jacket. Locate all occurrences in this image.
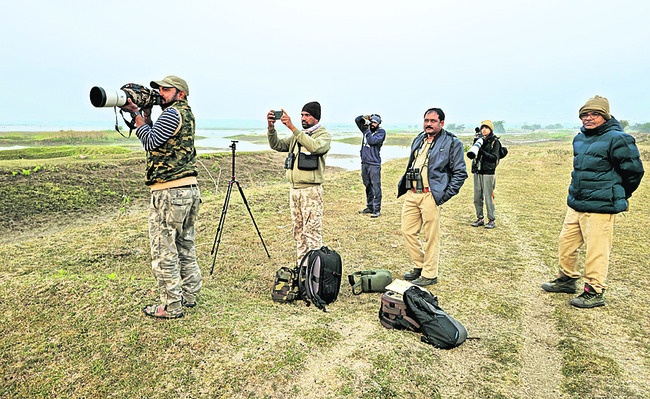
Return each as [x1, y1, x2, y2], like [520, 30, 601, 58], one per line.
[469, 120, 501, 229]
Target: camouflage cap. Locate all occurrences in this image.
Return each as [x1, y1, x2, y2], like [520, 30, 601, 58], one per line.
[150, 75, 189, 96]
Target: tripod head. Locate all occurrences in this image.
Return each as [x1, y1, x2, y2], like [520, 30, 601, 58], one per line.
[228, 140, 238, 178]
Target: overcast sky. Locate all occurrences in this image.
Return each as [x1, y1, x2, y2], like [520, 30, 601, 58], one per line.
[2, 0, 649, 128]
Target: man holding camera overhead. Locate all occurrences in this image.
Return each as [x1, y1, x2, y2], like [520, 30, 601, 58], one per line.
[267, 102, 332, 263]
[469, 120, 502, 229]
[355, 114, 386, 218]
[121, 75, 202, 319]
[397, 108, 467, 287]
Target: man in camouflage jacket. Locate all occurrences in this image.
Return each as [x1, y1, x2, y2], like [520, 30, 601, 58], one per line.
[267, 102, 331, 263]
[122, 75, 202, 319]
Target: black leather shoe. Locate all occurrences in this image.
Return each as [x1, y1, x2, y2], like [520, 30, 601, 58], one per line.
[358, 208, 373, 214]
[412, 276, 438, 287]
[403, 268, 422, 281]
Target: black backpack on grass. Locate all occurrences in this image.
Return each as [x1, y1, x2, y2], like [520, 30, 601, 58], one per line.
[403, 286, 467, 349]
[298, 246, 342, 312]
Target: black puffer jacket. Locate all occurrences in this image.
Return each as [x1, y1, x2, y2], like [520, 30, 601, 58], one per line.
[470, 133, 501, 175]
[567, 117, 644, 214]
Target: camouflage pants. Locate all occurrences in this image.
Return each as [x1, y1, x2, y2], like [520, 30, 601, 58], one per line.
[290, 185, 323, 262]
[149, 186, 202, 309]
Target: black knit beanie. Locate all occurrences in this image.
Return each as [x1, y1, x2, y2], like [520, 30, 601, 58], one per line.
[302, 101, 321, 121]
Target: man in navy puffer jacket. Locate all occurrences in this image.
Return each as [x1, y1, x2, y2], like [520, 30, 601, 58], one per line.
[542, 95, 644, 308]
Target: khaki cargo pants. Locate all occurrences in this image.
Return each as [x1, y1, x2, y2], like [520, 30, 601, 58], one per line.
[401, 191, 441, 279]
[290, 185, 323, 262]
[149, 186, 202, 309]
[558, 207, 616, 293]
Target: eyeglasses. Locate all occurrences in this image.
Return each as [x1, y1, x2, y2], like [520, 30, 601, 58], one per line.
[580, 112, 602, 119]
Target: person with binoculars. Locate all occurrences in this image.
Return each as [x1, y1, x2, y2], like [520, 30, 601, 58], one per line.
[397, 108, 467, 287]
[468, 120, 502, 229]
[266, 102, 332, 263]
[355, 114, 386, 218]
[120, 75, 202, 319]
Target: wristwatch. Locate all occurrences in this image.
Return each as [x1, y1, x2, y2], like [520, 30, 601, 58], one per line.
[131, 110, 142, 118]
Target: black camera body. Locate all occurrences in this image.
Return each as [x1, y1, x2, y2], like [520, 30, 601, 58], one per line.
[284, 153, 296, 169]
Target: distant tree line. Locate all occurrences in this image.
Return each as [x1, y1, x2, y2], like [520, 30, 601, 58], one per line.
[625, 121, 650, 133]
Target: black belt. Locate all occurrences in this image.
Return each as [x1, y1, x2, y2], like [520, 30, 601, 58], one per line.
[171, 184, 197, 190]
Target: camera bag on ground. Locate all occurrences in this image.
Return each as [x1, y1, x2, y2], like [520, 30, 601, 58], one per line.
[378, 291, 421, 332]
[298, 246, 342, 311]
[348, 269, 393, 295]
[403, 286, 468, 349]
[271, 266, 300, 303]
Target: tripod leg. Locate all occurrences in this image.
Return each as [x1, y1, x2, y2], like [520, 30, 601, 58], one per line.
[210, 181, 234, 275]
[235, 181, 271, 258]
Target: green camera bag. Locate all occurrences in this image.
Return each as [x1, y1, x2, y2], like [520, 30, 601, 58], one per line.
[348, 269, 393, 295]
[271, 266, 300, 303]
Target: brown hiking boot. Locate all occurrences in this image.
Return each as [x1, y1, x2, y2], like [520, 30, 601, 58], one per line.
[541, 272, 578, 294]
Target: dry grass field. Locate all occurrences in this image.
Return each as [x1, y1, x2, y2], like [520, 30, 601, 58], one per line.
[0, 136, 648, 398]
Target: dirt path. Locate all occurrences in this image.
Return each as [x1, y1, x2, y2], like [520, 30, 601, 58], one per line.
[499, 208, 566, 398]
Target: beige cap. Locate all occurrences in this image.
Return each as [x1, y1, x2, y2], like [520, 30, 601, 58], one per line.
[579, 95, 610, 120]
[150, 75, 189, 96]
[480, 120, 494, 133]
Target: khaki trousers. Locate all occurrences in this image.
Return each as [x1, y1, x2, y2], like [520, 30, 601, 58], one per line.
[401, 191, 441, 279]
[290, 185, 323, 262]
[558, 207, 616, 292]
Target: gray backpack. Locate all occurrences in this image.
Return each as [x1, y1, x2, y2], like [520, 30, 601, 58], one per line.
[403, 286, 468, 349]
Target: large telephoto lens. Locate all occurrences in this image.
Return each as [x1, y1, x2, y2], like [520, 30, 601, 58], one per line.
[89, 86, 128, 108]
[467, 137, 484, 159]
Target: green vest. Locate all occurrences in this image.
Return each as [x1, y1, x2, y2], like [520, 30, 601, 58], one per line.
[145, 100, 198, 185]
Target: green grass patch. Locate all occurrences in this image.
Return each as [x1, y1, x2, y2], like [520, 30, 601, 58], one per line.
[0, 145, 133, 160]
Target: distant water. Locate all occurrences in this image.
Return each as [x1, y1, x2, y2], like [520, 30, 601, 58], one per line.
[0, 119, 412, 171]
[194, 127, 410, 171]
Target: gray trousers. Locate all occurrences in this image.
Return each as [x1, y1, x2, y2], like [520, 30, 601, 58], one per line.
[473, 173, 496, 221]
[149, 186, 202, 309]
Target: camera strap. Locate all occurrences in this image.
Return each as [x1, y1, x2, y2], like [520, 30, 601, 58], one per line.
[114, 107, 134, 138]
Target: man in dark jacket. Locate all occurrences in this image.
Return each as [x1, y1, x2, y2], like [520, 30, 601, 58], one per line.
[542, 95, 644, 308]
[469, 120, 502, 229]
[397, 108, 468, 286]
[355, 114, 386, 218]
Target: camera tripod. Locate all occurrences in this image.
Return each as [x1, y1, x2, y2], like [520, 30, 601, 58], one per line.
[210, 140, 270, 275]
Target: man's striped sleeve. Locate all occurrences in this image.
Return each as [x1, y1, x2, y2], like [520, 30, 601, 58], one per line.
[135, 107, 181, 151]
